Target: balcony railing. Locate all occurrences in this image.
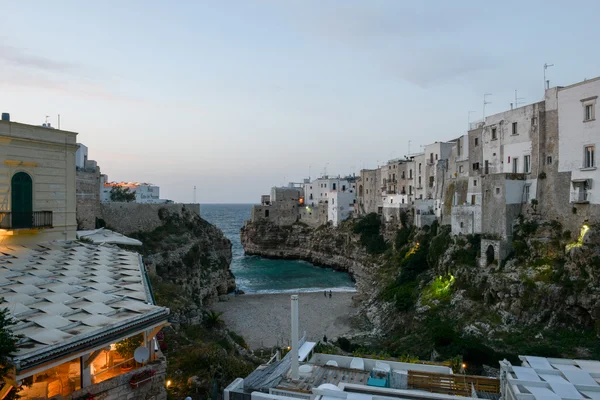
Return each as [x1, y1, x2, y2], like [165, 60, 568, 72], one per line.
[570, 191, 590, 204]
[0, 211, 53, 229]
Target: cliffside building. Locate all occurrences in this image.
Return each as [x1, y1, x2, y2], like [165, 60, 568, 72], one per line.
[0, 115, 169, 400]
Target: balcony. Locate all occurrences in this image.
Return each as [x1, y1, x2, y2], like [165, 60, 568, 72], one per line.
[570, 190, 590, 204]
[0, 211, 53, 229]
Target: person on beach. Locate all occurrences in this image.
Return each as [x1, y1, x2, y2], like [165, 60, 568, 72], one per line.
[329, 290, 332, 299]
[324, 290, 327, 297]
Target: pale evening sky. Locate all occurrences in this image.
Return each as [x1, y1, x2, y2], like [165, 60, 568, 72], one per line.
[1, 1, 599, 203]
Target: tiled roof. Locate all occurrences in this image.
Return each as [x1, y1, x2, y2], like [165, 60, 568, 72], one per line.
[0, 241, 169, 370]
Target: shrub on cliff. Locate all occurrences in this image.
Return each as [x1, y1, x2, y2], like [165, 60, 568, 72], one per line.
[353, 213, 388, 255]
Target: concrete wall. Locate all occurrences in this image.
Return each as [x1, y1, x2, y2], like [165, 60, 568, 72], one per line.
[76, 143, 88, 169]
[0, 120, 78, 244]
[358, 169, 381, 215]
[451, 205, 482, 235]
[100, 203, 200, 235]
[298, 204, 326, 227]
[69, 356, 167, 400]
[76, 167, 101, 230]
[558, 77, 600, 205]
[328, 190, 356, 227]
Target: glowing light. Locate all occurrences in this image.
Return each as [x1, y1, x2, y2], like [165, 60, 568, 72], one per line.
[166, 380, 171, 388]
[565, 224, 590, 252]
[462, 363, 466, 369]
[287, 346, 291, 350]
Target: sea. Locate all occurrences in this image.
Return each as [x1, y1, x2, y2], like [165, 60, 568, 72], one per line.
[201, 204, 356, 294]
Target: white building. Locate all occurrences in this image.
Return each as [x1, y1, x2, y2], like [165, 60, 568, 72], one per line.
[76, 143, 88, 169]
[304, 176, 353, 207]
[328, 189, 356, 226]
[100, 175, 168, 204]
[557, 77, 600, 204]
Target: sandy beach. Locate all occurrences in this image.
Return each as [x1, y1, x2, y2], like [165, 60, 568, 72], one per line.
[211, 291, 359, 349]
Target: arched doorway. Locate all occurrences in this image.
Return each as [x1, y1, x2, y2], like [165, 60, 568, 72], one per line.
[11, 172, 33, 228]
[486, 245, 495, 265]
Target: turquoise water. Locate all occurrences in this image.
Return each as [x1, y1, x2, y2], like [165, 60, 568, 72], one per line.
[201, 204, 356, 294]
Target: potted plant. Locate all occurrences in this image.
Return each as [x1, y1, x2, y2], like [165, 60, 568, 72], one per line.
[115, 334, 143, 371]
[129, 369, 156, 388]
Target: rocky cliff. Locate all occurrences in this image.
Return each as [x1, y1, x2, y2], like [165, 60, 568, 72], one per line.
[241, 219, 377, 295]
[242, 214, 600, 365]
[128, 206, 236, 323]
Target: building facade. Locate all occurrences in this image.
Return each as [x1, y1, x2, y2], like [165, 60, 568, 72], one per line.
[0, 117, 78, 244]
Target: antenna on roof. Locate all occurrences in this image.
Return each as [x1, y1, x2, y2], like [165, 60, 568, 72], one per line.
[468, 111, 476, 130]
[544, 63, 554, 90]
[483, 93, 492, 120]
[515, 90, 525, 108]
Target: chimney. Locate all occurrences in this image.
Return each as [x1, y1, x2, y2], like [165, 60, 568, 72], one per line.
[1, 113, 9, 122]
[290, 295, 299, 380]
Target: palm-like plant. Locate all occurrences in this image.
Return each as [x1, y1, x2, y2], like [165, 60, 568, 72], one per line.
[204, 311, 223, 329]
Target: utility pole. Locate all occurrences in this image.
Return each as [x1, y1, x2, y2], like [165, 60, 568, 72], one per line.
[544, 63, 554, 90]
[483, 94, 492, 121]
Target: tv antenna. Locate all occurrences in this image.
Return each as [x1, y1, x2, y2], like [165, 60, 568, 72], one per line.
[515, 90, 525, 108]
[483, 93, 492, 120]
[45, 115, 50, 124]
[544, 63, 554, 90]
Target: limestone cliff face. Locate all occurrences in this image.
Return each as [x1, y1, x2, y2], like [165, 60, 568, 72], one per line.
[128, 206, 236, 323]
[241, 220, 376, 295]
[242, 216, 600, 359]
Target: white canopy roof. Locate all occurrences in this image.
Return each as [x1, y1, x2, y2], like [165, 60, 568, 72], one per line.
[77, 228, 142, 246]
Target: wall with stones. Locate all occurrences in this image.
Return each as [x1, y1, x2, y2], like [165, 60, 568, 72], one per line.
[479, 239, 512, 267]
[451, 204, 482, 235]
[298, 204, 327, 227]
[69, 356, 167, 400]
[76, 168, 101, 229]
[99, 203, 200, 235]
[249, 201, 298, 226]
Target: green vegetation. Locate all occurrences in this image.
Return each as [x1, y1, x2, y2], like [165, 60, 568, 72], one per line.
[0, 303, 18, 400]
[422, 275, 455, 306]
[353, 213, 388, 254]
[109, 186, 136, 202]
[204, 311, 224, 329]
[115, 334, 143, 367]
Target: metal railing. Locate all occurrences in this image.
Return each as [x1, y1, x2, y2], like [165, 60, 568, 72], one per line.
[0, 211, 53, 229]
[570, 191, 590, 203]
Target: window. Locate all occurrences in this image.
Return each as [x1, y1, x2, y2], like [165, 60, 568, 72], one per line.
[491, 127, 497, 140]
[524, 155, 531, 173]
[512, 157, 519, 173]
[485, 160, 489, 174]
[585, 104, 594, 121]
[524, 185, 530, 203]
[473, 162, 480, 171]
[584, 145, 595, 168]
[342, 185, 346, 191]
[402, 171, 405, 179]
[475, 138, 479, 146]
[459, 165, 463, 173]
[512, 122, 518, 135]
[496, 187, 500, 195]
[532, 117, 537, 126]
[547, 156, 553, 165]
[418, 177, 421, 186]
[392, 173, 396, 181]
[460, 222, 464, 228]
[429, 176, 434, 187]
[409, 169, 413, 178]
[332, 183, 336, 190]
[418, 163, 422, 173]
[474, 179, 477, 186]
[409, 185, 412, 194]
[471, 195, 476, 205]
[332, 198, 334, 205]
[430, 153, 433, 164]
[435, 154, 438, 160]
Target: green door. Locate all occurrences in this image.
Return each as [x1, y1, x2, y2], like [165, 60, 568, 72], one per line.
[11, 172, 33, 228]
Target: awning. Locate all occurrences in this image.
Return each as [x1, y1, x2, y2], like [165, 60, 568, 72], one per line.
[572, 179, 588, 183]
[77, 228, 142, 246]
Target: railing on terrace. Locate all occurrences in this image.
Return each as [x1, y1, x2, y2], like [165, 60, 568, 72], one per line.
[0, 211, 53, 229]
[407, 370, 500, 397]
[571, 190, 590, 204]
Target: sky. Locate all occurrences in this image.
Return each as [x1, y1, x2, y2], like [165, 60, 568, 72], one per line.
[1, 1, 600, 203]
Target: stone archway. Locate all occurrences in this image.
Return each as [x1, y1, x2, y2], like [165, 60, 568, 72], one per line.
[486, 244, 495, 265]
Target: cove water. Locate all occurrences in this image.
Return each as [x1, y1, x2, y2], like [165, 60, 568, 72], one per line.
[201, 204, 356, 294]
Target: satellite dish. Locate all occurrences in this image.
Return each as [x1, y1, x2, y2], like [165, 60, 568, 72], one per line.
[134, 346, 150, 363]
